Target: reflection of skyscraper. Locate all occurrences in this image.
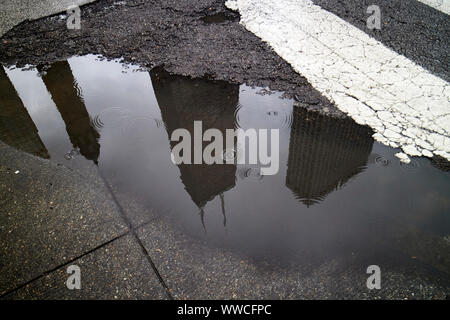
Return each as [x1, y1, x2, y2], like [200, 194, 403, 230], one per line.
[431, 156, 450, 173]
[39, 61, 100, 164]
[0, 66, 49, 159]
[286, 107, 374, 206]
[150, 68, 238, 227]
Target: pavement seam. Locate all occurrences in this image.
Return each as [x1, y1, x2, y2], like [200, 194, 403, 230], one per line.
[0, 231, 130, 299]
[97, 170, 174, 300]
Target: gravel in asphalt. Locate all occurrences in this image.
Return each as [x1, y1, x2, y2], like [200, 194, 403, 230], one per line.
[0, 0, 97, 37]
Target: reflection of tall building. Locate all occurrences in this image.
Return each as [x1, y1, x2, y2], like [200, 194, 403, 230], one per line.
[150, 68, 238, 227]
[39, 61, 100, 164]
[286, 107, 374, 206]
[431, 156, 450, 173]
[0, 66, 49, 158]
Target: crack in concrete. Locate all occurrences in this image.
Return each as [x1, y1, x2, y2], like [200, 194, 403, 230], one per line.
[0, 231, 130, 298]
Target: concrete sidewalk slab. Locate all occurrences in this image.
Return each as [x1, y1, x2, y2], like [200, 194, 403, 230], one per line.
[3, 234, 168, 299]
[0, 141, 128, 295]
[0, 0, 97, 37]
[136, 215, 319, 300]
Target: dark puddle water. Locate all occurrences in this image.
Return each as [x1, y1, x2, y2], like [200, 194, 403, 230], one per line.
[1, 55, 449, 270]
[201, 12, 239, 24]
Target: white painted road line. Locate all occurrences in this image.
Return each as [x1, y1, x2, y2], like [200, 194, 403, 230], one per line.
[417, 0, 450, 15]
[226, 0, 450, 162]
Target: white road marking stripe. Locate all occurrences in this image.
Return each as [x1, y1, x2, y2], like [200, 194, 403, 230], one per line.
[226, 0, 450, 162]
[417, 0, 450, 15]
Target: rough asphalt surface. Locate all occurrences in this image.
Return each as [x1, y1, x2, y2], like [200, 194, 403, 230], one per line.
[0, 0, 344, 117]
[1, 0, 450, 299]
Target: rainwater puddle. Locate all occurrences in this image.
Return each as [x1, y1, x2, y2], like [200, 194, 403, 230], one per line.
[1, 55, 449, 268]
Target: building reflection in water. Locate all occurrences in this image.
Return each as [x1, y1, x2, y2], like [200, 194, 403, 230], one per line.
[39, 61, 100, 164]
[286, 107, 374, 206]
[1, 56, 375, 226]
[0, 66, 49, 159]
[150, 67, 239, 229]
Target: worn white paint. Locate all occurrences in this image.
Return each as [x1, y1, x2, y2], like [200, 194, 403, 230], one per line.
[226, 0, 450, 162]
